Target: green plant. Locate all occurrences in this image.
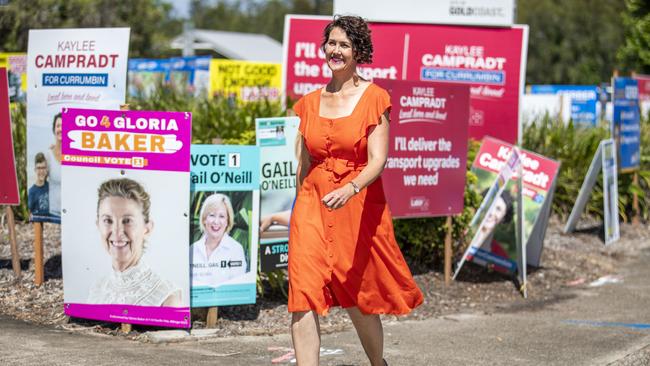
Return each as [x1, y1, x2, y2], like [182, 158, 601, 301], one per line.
[9, 102, 28, 221]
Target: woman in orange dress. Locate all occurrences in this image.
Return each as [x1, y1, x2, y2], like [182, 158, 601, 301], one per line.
[289, 15, 424, 366]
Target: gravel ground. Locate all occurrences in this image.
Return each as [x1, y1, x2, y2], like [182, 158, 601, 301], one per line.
[1, 216, 648, 340]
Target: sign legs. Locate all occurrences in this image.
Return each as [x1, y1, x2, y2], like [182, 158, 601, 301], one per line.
[5, 207, 20, 278]
[33, 222, 44, 285]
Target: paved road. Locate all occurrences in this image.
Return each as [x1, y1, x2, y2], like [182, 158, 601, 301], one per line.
[2, 246, 650, 365]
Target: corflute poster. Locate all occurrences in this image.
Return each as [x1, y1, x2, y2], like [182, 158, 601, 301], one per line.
[376, 79, 470, 217]
[0, 68, 19, 205]
[61, 108, 191, 328]
[284, 16, 527, 144]
[211, 59, 282, 102]
[27, 28, 130, 224]
[190, 145, 260, 307]
[468, 137, 560, 272]
[256, 117, 299, 272]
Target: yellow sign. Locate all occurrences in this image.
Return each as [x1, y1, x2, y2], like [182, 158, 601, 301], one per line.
[210, 59, 281, 102]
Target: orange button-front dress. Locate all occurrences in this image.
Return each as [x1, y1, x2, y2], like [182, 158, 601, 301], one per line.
[288, 83, 424, 315]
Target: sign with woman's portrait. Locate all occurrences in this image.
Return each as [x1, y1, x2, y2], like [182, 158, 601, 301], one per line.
[61, 108, 191, 328]
[190, 145, 260, 307]
[465, 137, 560, 274]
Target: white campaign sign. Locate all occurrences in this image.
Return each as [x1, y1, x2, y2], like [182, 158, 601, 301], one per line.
[333, 0, 515, 26]
[27, 28, 130, 222]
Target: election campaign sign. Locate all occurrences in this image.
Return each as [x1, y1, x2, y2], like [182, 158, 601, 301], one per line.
[127, 58, 171, 98]
[210, 59, 282, 102]
[61, 108, 191, 328]
[456, 137, 560, 278]
[0, 53, 27, 103]
[27, 28, 130, 224]
[612, 77, 640, 172]
[529, 85, 599, 127]
[283, 16, 528, 144]
[190, 145, 260, 307]
[256, 117, 299, 272]
[375, 79, 470, 217]
[0, 68, 19, 205]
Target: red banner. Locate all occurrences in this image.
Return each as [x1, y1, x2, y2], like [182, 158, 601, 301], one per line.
[376, 79, 470, 217]
[0, 67, 19, 205]
[634, 74, 650, 102]
[283, 15, 528, 144]
[473, 136, 560, 197]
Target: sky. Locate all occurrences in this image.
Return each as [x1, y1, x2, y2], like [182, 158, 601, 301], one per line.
[168, 0, 190, 18]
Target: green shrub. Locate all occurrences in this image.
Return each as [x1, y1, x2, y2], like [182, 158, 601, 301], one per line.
[523, 114, 650, 222]
[9, 102, 28, 221]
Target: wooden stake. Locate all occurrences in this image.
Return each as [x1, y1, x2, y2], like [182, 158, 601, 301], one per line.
[121, 323, 132, 334]
[5, 207, 20, 278]
[206, 307, 218, 328]
[119, 103, 132, 332]
[633, 172, 640, 225]
[33, 222, 44, 285]
[444, 216, 453, 287]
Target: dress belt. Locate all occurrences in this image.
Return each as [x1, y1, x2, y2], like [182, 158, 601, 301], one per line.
[311, 157, 367, 182]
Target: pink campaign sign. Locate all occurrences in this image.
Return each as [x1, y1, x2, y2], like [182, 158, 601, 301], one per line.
[61, 108, 191, 172]
[284, 16, 527, 144]
[376, 79, 470, 217]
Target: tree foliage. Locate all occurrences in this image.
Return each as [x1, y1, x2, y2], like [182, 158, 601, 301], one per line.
[0, 0, 182, 57]
[517, 0, 626, 84]
[190, 0, 332, 42]
[617, 0, 650, 74]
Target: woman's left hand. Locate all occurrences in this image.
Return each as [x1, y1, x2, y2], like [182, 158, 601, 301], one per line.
[321, 183, 356, 210]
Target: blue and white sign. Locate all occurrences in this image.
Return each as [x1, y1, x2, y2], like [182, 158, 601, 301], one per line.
[612, 77, 640, 171]
[190, 145, 260, 307]
[529, 85, 598, 126]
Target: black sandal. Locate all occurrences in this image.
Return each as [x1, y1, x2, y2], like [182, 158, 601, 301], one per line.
[383, 359, 388, 366]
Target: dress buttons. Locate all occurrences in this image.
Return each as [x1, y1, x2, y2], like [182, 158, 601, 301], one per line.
[327, 207, 332, 212]
[328, 237, 333, 242]
[328, 222, 333, 227]
[329, 253, 334, 258]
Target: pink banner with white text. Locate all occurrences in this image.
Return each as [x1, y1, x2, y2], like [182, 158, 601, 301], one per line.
[283, 15, 528, 144]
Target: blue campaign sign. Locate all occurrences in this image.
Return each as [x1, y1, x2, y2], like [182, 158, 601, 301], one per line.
[613, 77, 640, 171]
[189, 144, 260, 307]
[529, 85, 599, 126]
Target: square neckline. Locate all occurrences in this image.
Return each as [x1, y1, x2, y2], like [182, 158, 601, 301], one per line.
[318, 82, 374, 120]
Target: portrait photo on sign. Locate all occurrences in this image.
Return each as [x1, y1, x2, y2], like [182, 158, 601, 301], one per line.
[61, 167, 189, 307]
[190, 190, 253, 288]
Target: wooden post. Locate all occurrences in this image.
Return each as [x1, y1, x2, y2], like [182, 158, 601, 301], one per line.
[5, 207, 20, 278]
[444, 216, 453, 287]
[206, 307, 218, 328]
[33, 222, 44, 285]
[632, 172, 641, 225]
[119, 103, 131, 333]
[121, 323, 132, 334]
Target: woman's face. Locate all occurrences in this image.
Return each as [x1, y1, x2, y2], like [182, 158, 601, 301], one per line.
[53, 117, 62, 142]
[97, 196, 152, 272]
[203, 201, 229, 242]
[324, 27, 356, 73]
[482, 196, 508, 233]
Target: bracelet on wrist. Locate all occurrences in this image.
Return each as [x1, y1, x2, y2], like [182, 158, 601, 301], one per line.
[349, 181, 361, 194]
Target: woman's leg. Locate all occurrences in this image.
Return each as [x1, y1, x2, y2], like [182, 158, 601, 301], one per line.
[291, 311, 321, 365]
[346, 307, 384, 366]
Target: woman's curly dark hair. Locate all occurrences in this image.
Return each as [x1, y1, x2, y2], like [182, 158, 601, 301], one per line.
[321, 15, 373, 64]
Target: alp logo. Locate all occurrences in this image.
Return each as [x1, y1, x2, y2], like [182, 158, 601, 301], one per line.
[410, 197, 430, 211]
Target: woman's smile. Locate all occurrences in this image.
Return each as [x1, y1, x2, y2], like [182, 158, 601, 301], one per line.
[97, 196, 152, 272]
